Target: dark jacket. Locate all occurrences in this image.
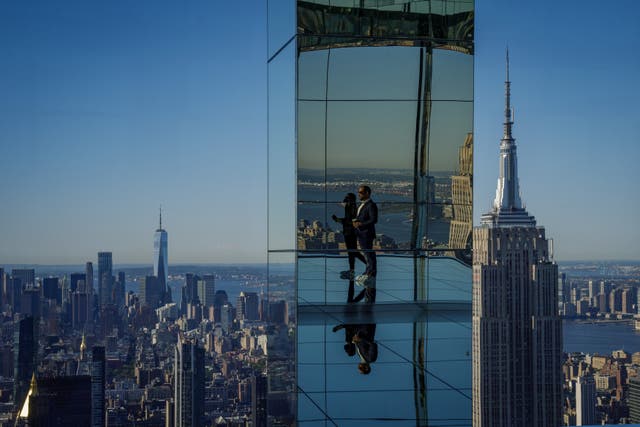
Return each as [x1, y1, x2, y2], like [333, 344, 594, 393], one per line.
[355, 199, 378, 239]
[354, 324, 378, 363]
[334, 202, 358, 237]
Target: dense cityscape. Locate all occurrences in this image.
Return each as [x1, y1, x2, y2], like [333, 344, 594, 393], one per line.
[1, 1, 638, 427]
[0, 216, 293, 426]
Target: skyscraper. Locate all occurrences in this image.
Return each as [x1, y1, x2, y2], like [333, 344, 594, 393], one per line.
[154, 207, 169, 291]
[236, 291, 259, 321]
[42, 277, 60, 302]
[472, 53, 562, 427]
[11, 269, 35, 287]
[139, 275, 163, 309]
[174, 338, 204, 427]
[98, 252, 113, 308]
[91, 346, 105, 427]
[13, 316, 36, 409]
[196, 275, 215, 308]
[86, 261, 94, 293]
[27, 375, 92, 426]
[576, 375, 596, 425]
[629, 376, 640, 423]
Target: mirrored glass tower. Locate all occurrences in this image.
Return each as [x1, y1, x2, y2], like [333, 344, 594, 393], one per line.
[268, 1, 474, 424]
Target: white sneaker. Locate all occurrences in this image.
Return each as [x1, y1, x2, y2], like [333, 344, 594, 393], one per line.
[355, 274, 369, 287]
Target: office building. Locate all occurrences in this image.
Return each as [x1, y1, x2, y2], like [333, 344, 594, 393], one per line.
[472, 55, 562, 427]
[85, 262, 94, 293]
[91, 346, 105, 427]
[113, 271, 126, 308]
[622, 288, 634, 314]
[576, 375, 596, 425]
[196, 275, 215, 308]
[42, 277, 59, 302]
[251, 374, 267, 427]
[98, 252, 113, 308]
[21, 287, 40, 318]
[25, 375, 91, 426]
[72, 291, 90, 328]
[236, 291, 259, 321]
[69, 273, 85, 293]
[154, 208, 169, 292]
[12, 269, 35, 287]
[139, 275, 163, 309]
[268, 1, 474, 424]
[174, 338, 204, 427]
[588, 280, 595, 301]
[14, 316, 36, 409]
[0, 267, 5, 307]
[630, 376, 640, 423]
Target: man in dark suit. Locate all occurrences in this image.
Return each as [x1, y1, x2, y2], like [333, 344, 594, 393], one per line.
[353, 185, 378, 286]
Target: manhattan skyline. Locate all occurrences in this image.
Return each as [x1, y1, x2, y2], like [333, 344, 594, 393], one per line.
[0, 0, 638, 264]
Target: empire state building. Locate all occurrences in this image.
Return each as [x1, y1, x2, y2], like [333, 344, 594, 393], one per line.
[472, 52, 562, 427]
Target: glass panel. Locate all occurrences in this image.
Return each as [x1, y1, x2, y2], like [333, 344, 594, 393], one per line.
[376, 202, 414, 250]
[298, 101, 326, 203]
[266, 251, 296, 424]
[268, 0, 296, 58]
[427, 256, 472, 302]
[325, 101, 416, 203]
[297, 202, 333, 252]
[295, 317, 473, 425]
[298, 255, 327, 304]
[298, 50, 328, 100]
[428, 101, 473, 177]
[431, 48, 473, 101]
[426, 203, 452, 249]
[327, 46, 421, 100]
[268, 41, 296, 251]
[298, 0, 474, 44]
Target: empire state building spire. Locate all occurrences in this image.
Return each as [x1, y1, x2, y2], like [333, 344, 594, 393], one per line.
[482, 50, 535, 227]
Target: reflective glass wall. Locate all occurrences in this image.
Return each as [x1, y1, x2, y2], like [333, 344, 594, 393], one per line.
[268, 1, 473, 425]
[296, 0, 474, 305]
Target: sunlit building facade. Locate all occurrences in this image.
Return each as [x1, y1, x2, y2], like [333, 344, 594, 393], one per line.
[268, 0, 473, 425]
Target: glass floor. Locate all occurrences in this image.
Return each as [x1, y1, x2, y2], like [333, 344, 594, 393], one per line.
[298, 255, 471, 305]
[297, 302, 472, 426]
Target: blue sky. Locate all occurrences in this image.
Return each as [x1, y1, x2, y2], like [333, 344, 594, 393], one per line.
[0, 0, 638, 264]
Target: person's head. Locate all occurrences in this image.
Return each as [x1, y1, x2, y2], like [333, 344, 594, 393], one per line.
[343, 193, 356, 205]
[358, 362, 371, 375]
[358, 185, 371, 201]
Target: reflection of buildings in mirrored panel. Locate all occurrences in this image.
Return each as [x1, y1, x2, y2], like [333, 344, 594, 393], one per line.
[472, 54, 562, 427]
[268, 1, 473, 424]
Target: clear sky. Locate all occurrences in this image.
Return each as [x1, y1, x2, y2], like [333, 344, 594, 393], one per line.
[0, 0, 638, 264]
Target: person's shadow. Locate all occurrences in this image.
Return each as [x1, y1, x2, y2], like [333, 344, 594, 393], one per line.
[332, 322, 378, 375]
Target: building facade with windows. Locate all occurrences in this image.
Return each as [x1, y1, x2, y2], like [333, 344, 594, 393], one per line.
[471, 55, 562, 427]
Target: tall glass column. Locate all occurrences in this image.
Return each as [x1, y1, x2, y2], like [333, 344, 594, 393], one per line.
[268, 1, 474, 425]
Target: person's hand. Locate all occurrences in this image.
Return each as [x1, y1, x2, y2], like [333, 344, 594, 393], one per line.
[353, 220, 361, 228]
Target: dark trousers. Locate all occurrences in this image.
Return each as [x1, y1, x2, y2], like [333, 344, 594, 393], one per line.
[357, 235, 376, 277]
[345, 234, 366, 270]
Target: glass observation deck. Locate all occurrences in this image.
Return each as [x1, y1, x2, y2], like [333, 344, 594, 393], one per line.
[267, 1, 473, 424]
